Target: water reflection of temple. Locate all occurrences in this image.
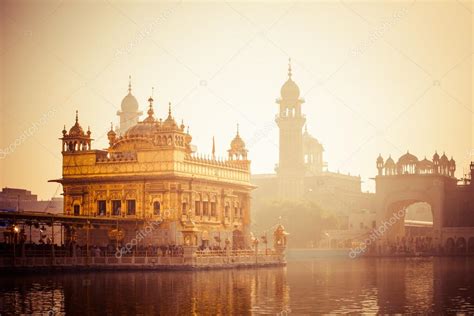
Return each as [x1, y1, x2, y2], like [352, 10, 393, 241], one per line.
[2, 258, 474, 314]
[30, 268, 289, 315]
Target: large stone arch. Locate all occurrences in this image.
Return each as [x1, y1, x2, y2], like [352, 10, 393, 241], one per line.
[378, 190, 439, 241]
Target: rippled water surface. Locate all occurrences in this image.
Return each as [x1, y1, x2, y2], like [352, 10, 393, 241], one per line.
[1, 257, 474, 315]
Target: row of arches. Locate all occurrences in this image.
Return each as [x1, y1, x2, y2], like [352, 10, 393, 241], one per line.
[153, 134, 186, 147]
[63, 140, 91, 152]
[445, 237, 474, 254]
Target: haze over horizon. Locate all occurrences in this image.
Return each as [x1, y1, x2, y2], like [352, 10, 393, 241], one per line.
[1, 1, 473, 200]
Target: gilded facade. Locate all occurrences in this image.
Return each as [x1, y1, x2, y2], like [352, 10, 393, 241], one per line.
[52, 85, 254, 248]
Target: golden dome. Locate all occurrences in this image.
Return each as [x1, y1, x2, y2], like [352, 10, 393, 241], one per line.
[163, 103, 178, 129]
[440, 152, 449, 163]
[417, 157, 433, 169]
[107, 123, 116, 138]
[384, 155, 395, 167]
[124, 121, 155, 138]
[398, 151, 418, 164]
[68, 111, 85, 136]
[376, 154, 384, 163]
[230, 131, 246, 151]
[280, 59, 300, 100]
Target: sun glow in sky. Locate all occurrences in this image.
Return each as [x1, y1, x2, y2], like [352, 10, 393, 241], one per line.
[0, 1, 473, 199]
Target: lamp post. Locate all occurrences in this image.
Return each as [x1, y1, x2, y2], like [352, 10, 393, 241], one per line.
[253, 238, 259, 264]
[51, 218, 55, 260]
[86, 220, 90, 264]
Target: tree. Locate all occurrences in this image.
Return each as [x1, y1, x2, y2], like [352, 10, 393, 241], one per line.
[251, 199, 338, 248]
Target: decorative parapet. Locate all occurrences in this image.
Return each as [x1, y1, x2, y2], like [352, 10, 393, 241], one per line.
[185, 154, 249, 171]
[376, 151, 456, 178]
[96, 151, 137, 163]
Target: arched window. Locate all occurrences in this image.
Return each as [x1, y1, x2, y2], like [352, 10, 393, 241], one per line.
[210, 201, 217, 217]
[225, 204, 230, 218]
[153, 201, 161, 216]
[73, 204, 80, 216]
[182, 201, 187, 215]
[112, 200, 121, 216]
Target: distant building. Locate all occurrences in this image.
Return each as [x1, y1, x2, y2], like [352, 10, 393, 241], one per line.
[0, 187, 63, 244]
[252, 61, 374, 216]
[115, 76, 143, 136]
[0, 187, 63, 213]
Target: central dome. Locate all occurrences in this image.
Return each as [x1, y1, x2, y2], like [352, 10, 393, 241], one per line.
[124, 121, 155, 138]
[398, 151, 418, 164]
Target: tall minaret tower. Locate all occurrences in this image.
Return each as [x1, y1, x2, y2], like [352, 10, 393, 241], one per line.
[275, 59, 306, 199]
[116, 76, 143, 135]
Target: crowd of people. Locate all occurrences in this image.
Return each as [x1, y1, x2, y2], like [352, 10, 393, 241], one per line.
[378, 236, 436, 255]
[0, 241, 187, 258]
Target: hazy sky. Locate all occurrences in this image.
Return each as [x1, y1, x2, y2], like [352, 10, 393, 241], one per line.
[1, 0, 473, 200]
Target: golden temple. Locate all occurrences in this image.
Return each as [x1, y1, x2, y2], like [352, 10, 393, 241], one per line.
[50, 82, 254, 249]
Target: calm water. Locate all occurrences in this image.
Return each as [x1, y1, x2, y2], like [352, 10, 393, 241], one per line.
[1, 257, 474, 315]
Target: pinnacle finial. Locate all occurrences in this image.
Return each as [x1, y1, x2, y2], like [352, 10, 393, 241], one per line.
[148, 87, 154, 106]
[304, 124, 308, 134]
[236, 123, 240, 136]
[146, 93, 154, 118]
[110, 122, 113, 131]
[75, 110, 78, 123]
[168, 102, 172, 116]
[288, 57, 292, 78]
[212, 136, 215, 158]
[128, 75, 132, 94]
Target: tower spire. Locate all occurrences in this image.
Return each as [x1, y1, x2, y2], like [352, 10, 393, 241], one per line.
[288, 58, 292, 78]
[212, 136, 215, 159]
[168, 102, 172, 116]
[146, 88, 154, 120]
